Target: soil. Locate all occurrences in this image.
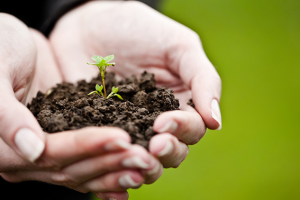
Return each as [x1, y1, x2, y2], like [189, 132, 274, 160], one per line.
[27, 71, 180, 149]
[187, 99, 195, 108]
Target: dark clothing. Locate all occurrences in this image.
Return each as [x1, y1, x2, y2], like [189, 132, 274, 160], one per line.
[0, 176, 91, 200]
[0, 0, 159, 36]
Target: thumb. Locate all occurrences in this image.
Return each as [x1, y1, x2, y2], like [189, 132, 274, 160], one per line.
[178, 40, 222, 130]
[0, 79, 45, 162]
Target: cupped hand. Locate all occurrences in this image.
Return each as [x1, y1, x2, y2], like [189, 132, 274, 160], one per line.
[0, 14, 162, 200]
[0, 13, 61, 163]
[49, 1, 222, 168]
[1, 127, 162, 200]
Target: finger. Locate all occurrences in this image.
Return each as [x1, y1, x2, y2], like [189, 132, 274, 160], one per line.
[50, 145, 154, 185]
[94, 191, 129, 200]
[167, 32, 222, 130]
[0, 76, 46, 164]
[153, 110, 206, 145]
[0, 14, 46, 163]
[79, 170, 144, 192]
[142, 156, 163, 184]
[182, 46, 222, 130]
[149, 133, 189, 168]
[36, 127, 131, 169]
[2, 145, 161, 189]
[1, 170, 143, 193]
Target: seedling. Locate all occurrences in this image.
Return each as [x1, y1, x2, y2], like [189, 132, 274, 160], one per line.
[88, 84, 103, 97]
[107, 86, 123, 100]
[87, 55, 123, 100]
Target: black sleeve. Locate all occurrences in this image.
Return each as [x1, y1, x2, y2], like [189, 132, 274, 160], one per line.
[41, 0, 160, 37]
[41, 0, 89, 37]
[0, 0, 159, 37]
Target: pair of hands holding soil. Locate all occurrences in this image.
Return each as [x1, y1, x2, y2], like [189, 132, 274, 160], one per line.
[0, 1, 222, 200]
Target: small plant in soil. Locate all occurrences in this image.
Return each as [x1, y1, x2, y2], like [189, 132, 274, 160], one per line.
[27, 55, 190, 149]
[87, 55, 123, 100]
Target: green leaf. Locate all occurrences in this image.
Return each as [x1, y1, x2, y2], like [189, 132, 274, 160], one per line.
[87, 62, 98, 65]
[91, 55, 103, 64]
[99, 85, 103, 91]
[95, 84, 101, 91]
[88, 91, 96, 95]
[97, 85, 104, 96]
[115, 94, 123, 100]
[112, 86, 118, 94]
[104, 55, 114, 63]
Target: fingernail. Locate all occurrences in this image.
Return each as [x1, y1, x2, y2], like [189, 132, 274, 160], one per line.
[122, 156, 149, 169]
[118, 174, 142, 188]
[14, 128, 45, 162]
[108, 198, 117, 200]
[158, 120, 178, 133]
[157, 141, 173, 157]
[211, 99, 222, 130]
[104, 140, 131, 151]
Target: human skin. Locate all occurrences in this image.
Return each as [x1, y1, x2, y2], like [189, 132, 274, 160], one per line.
[0, 13, 162, 200]
[49, 1, 222, 168]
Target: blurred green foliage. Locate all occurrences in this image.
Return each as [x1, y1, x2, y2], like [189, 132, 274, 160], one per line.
[94, 0, 300, 199]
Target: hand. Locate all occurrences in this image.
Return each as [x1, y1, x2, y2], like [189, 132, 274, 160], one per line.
[1, 127, 163, 200]
[0, 14, 162, 200]
[49, 1, 222, 168]
[0, 13, 61, 163]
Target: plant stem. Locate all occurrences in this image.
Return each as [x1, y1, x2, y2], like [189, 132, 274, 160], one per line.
[102, 76, 107, 98]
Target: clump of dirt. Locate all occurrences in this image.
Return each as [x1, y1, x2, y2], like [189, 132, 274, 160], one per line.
[187, 99, 195, 108]
[28, 71, 180, 149]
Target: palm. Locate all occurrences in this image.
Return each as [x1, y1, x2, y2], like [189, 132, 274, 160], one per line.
[50, 1, 193, 106]
[19, 30, 62, 105]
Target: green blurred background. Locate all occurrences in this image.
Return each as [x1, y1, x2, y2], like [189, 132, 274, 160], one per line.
[97, 0, 300, 199]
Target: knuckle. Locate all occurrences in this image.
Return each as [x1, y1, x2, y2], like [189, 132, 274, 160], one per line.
[188, 30, 200, 41]
[180, 29, 201, 46]
[35, 157, 63, 171]
[172, 161, 182, 169]
[213, 74, 222, 87]
[188, 137, 200, 145]
[193, 132, 205, 144]
[51, 172, 79, 188]
[169, 150, 188, 169]
[188, 128, 205, 145]
[178, 113, 206, 145]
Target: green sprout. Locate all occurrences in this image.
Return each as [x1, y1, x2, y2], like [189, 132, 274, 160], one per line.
[88, 84, 103, 96]
[107, 86, 123, 100]
[87, 55, 123, 100]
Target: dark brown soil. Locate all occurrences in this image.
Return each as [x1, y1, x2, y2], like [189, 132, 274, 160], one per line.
[27, 72, 180, 149]
[187, 99, 195, 108]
